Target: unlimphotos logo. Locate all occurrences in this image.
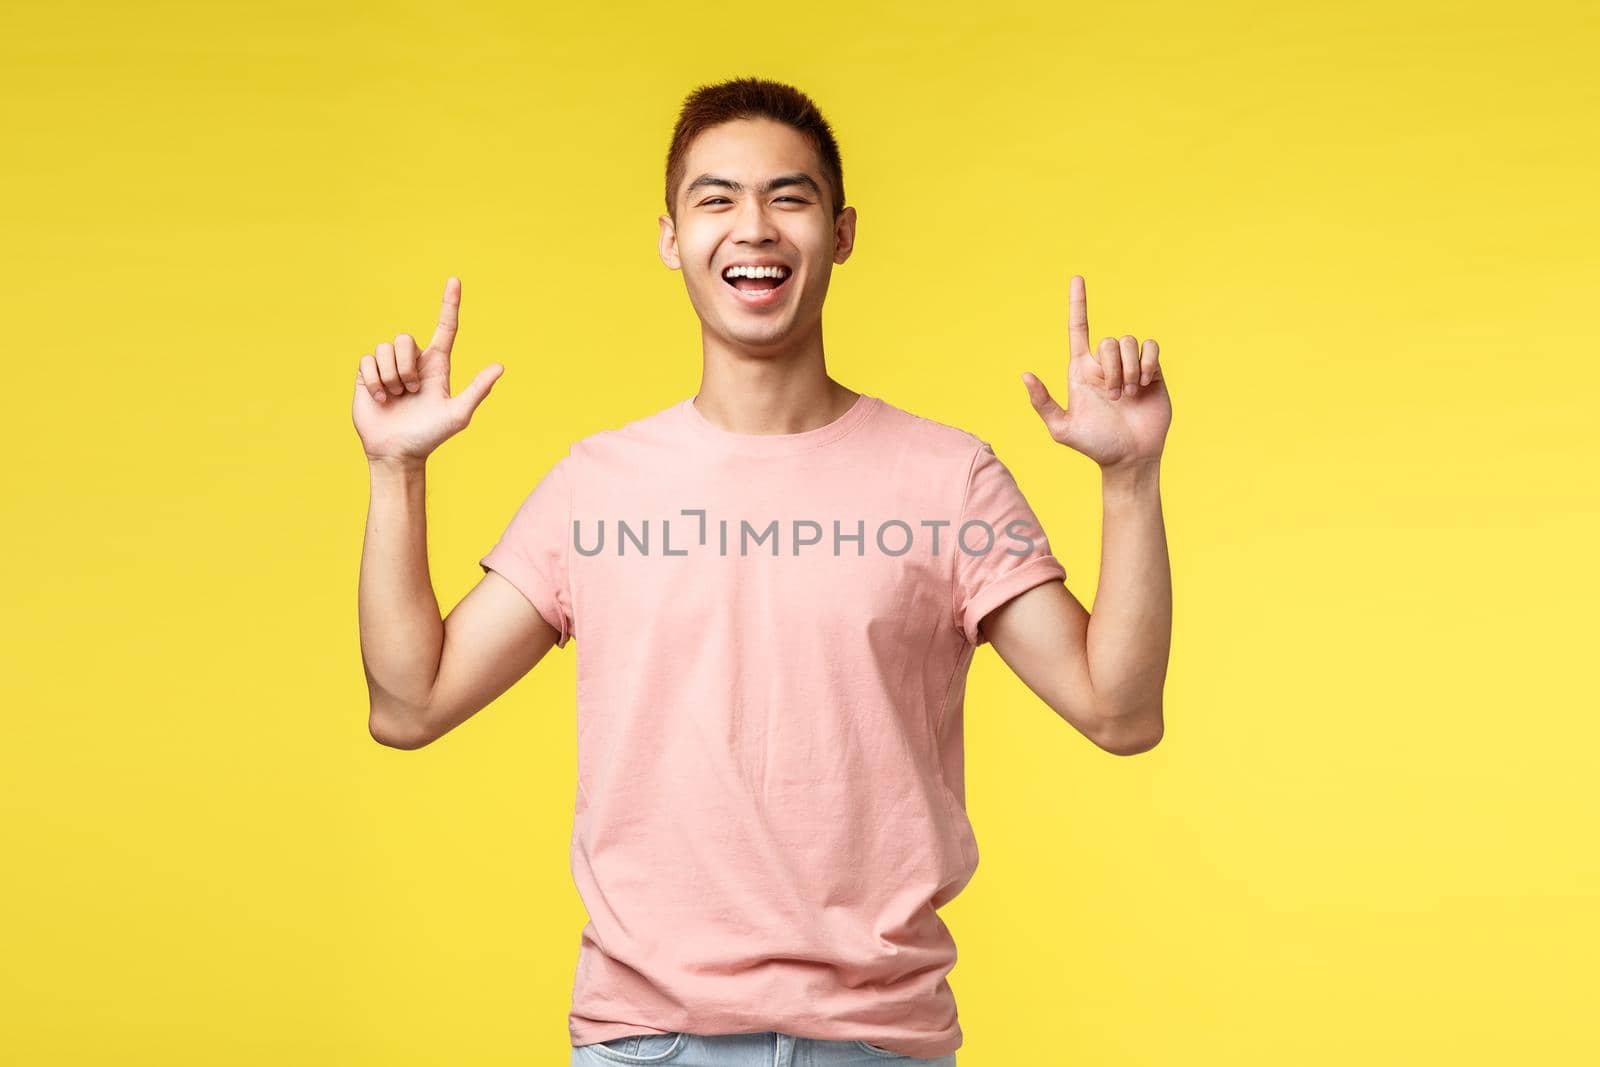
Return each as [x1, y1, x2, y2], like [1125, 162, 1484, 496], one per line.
[571, 509, 1040, 558]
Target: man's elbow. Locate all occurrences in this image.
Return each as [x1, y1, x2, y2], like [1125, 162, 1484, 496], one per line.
[1094, 708, 1164, 756]
[368, 704, 434, 750]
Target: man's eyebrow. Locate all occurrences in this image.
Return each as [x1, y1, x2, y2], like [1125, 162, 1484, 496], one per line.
[684, 172, 822, 198]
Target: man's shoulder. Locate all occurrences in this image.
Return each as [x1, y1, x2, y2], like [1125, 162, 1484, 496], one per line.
[872, 394, 992, 460]
[559, 397, 688, 461]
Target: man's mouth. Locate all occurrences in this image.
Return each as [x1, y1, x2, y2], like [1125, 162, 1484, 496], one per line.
[721, 264, 793, 306]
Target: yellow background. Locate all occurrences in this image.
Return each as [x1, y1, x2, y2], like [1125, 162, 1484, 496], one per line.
[3, 0, 1595, 1063]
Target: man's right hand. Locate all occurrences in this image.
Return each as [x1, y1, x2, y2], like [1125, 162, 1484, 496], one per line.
[352, 276, 504, 464]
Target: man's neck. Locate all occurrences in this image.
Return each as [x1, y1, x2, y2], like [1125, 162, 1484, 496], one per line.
[693, 330, 857, 435]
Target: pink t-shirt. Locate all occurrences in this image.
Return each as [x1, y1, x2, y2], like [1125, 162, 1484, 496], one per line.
[479, 392, 1066, 1058]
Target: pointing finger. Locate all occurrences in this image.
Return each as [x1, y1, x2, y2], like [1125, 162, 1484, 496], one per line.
[427, 276, 462, 356]
[1068, 275, 1090, 360]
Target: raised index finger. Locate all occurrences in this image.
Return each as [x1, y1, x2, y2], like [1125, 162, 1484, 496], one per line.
[1068, 274, 1090, 360]
[427, 276, 462, 355]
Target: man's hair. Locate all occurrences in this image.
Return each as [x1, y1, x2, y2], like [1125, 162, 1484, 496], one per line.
[664, 76, 846, 222]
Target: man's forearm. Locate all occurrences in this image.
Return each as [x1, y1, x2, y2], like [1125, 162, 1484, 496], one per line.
[359, 458, 445, 733]
[1086, 460, 1172, 745]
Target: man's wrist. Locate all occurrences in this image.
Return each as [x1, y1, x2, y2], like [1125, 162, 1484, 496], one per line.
[1099, 458, 1161, 497]
[367, 454, 427, 480]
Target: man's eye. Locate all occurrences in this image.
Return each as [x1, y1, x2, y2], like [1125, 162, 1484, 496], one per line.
[699, 197, 806, 206]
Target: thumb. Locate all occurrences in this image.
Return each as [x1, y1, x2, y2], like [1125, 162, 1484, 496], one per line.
[1021, 371, 1073, 444]
[451, 363, 504, 425]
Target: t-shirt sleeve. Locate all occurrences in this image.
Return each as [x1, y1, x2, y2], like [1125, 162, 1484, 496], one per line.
[479, 455, 574, 648]
[952, 442, 1067, 646]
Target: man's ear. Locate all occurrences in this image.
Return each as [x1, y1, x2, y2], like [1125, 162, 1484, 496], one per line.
[658, 214, 681, 270]
[833, 205, 857, 265]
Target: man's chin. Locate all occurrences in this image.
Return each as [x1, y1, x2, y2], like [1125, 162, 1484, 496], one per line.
[715, 319, 797, 351]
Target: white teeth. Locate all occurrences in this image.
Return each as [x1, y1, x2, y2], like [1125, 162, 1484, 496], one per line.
[723, 265, 790, 280]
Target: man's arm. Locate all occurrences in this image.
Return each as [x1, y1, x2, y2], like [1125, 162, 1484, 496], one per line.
[1000, 273, 1174, 755]
[360, 459, 560, 750]
[350, 276, 549, 749]
[982, 460, 1170, 755]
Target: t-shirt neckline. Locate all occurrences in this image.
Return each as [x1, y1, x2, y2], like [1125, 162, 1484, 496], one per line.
[678, 391, 880, 456]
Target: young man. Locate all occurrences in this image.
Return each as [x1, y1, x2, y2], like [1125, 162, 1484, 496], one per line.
[353, 78, 1171, 1065]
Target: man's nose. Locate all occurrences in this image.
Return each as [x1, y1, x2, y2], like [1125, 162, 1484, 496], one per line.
[730, 198, 780, 244]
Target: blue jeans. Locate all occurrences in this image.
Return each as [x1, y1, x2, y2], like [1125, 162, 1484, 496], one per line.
[572, 1031, 957, 1066]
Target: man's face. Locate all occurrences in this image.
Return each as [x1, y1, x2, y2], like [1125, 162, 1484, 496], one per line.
[659, 118, 856, 353]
